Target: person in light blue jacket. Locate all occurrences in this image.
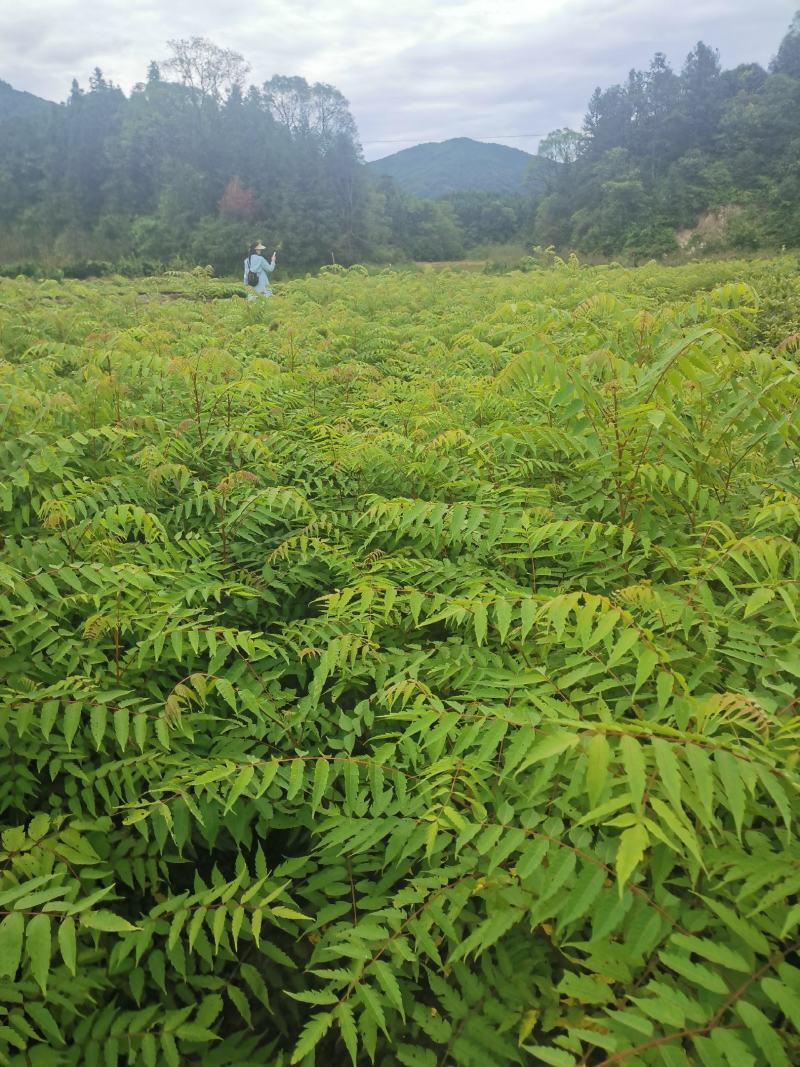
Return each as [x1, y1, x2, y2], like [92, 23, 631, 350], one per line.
[244, 241, 277, 299]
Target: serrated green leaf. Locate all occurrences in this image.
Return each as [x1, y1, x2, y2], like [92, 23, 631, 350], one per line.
[761, 977, 800, 1033]
[359, 983, 389, 1037]
[311, 758, 330, 815]
[634, 647, 658, 692]
[160, 1033, 180, 1067]
[374, 959, 405, 1021]
[686, 744, 714, 827]
[224, 764, 254, 813]
[58, 917, 76, 975]
[715, 750, 746, 839]
[616, 823, 649, 892]
[656, 670, 674, 710]
[82, 910, 139, 933]
[652, 738, 682, 812]
[521, 1047, 576, 1066]
[90, 704, 107, 750]
[515, 731, 579, 774]
[494, 597, 513, 643]
[141, 1033, 157, 1067]
[473, 600, 487, 645]
[290, 1012, 333, 1064]
[620, 734, 646, 811]
[558, 864, 605, 927]
[0, 911, 25, 979]
[215, 678, 238, 712]
[337, 1002, 358, 1066]
[701, 897, 771, 956]
[26, 912, 50, 994]
[735, 1000, 790, 1067]
[585, 733, 610, 808]
[174, 1023, 221, 1042]
[286, 758, 304, 801]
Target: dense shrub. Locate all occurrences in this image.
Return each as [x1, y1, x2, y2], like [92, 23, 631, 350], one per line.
[0, 258, 799, 1065]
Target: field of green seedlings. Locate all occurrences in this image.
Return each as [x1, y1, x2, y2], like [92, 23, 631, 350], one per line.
[1, 257, 799, 1066]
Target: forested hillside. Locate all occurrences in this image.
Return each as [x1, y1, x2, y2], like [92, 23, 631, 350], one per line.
[1, 15, 799, 269]
[0, 79, 54, 120]
[367, 138, 552, 197]
[534, 15, 800, 257]
[0, 46, 378, 273]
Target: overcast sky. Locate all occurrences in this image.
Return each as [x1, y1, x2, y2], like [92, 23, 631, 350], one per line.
[1, 0, 795, 159]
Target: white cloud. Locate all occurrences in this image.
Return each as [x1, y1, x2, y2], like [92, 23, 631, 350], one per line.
[0, 0, 794, 158]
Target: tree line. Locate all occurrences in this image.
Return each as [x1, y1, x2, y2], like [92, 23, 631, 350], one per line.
[0, 40, 380, 273]
[534, 13, 800, 258]
[1, 17, 799, 272]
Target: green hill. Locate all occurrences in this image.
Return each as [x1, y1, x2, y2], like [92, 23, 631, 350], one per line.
[0, 80, 54, 121]
[368, 137, 553, 197]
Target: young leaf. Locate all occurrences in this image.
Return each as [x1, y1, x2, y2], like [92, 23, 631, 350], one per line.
[82, 911, 139, 933]
[58, 917, 76, 975]
[311, 758, 330, 815]
[634, 648, 658, 692]
[473, 601, 488, 645]
[494, 597, 513, 643]
[290, 1012, 334, 1064]
[652, 738, 683, 812]
[685, 744, 715, 827]
[616, 823, 649, 892]
[224, 764, 254, 813]
[26, 913, 51, 994]
[113, 708, 130, 752]
[359, 984, 389, 1038]
[735, 1000, 790, 1067]
[374, 959, 405, 1021]
[0, 911, 25, 979]
[761, 978, 800, 1034]
[585, 733, 610, 808]
[336, 1002, 358, 1066]
[515, 731, 579, 774]
[90, 704, 108, 750]
[715, 750, 746, 839]
[174, 1023, 221, 1042]
[620, 735, 646, 811]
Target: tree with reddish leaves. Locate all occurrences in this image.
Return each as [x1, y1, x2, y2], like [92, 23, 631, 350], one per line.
[218, 177, 257, 221]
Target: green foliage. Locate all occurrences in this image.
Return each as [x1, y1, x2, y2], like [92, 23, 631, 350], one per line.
[4, 17, 800, 273]
[535, 18, 800, 258]
[367, 138, 554, 198]
[0, 50, 372, 274]
[0, 257, 799, 1065]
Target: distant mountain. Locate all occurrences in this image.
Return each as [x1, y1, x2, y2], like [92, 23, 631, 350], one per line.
[0, 80, 54, 121]
[367, 137, 554, 197]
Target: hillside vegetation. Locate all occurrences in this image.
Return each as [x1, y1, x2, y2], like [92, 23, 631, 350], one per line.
[534, 22, 800, 257]
[0, 80, 54, 120]
[0, 257, 799, 1065]
[1, 14, 799, 272]
[368, 138, 552, 197]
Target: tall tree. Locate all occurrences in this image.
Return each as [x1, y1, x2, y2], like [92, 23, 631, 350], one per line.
[163, 37, 250, 104]
[262, 76, 360, 150]
[679, 41, 723, 147]
[537, 128, 585, 166]
[770, 11, 800, 78]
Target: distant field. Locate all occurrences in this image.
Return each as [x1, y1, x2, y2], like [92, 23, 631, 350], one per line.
[1, 259, 799, 1066]
[416, 242, 530, 271]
